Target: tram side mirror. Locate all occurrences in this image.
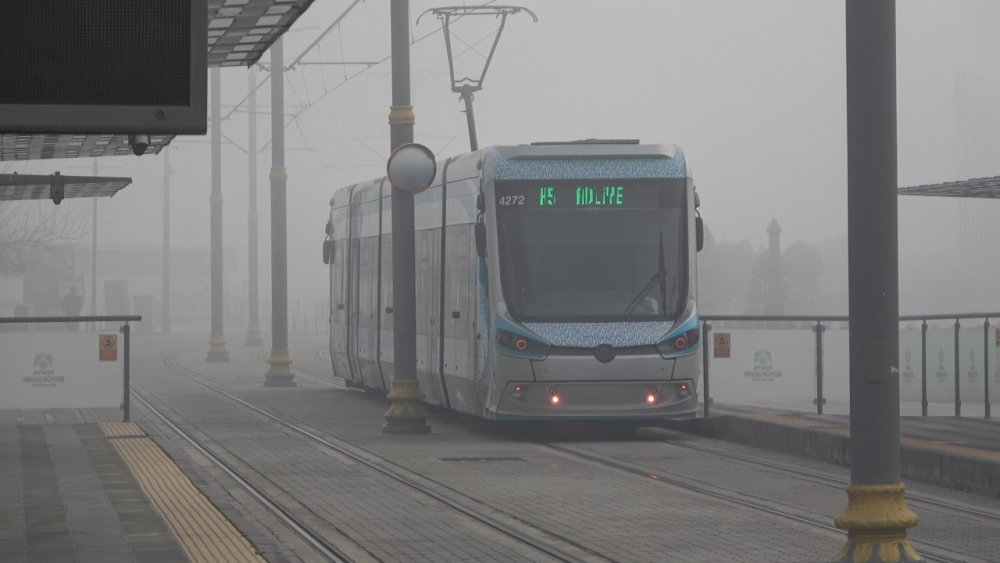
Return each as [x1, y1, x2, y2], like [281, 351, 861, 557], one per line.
[475, 223, 487, 257]
[695, 217, 704, 252]
[323, 240, 334, 264]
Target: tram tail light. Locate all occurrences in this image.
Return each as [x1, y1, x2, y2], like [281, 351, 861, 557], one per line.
[548, 387, 560, 406]
[678, 382, 691, 398]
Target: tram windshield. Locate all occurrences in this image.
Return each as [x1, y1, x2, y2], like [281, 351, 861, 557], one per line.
[495, 178, 687, 322]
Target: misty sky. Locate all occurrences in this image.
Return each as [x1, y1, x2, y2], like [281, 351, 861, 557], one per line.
[18, 0, 1000, 309]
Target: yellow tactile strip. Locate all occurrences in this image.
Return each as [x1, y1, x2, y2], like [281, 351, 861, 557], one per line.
[100, 422, 265, 563]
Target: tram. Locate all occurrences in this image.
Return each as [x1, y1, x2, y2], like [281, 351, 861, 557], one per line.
[325, 140, 703, 421]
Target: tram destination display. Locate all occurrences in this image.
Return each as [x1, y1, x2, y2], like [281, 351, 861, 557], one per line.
[496, 179, 684, 210]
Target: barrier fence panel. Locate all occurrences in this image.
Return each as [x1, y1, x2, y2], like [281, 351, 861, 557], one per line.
[898, 327, 923, 408]
[704, 324, 817, 410]
[701, 314, 1000, 418]
[925, 324, 956, 414]
[0, 316, 139, 421]
[991, 327, 1000, 409]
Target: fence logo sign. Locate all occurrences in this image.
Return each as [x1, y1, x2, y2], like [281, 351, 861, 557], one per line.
[99, 335, 118, 362]
[935, 349, 948, 383]
[967, 349, 979, 381]
[23, 353, 64, 388]
[714, 333, 731, 358]
[901, 350, 914, 383]
[745, 349, 782, 382]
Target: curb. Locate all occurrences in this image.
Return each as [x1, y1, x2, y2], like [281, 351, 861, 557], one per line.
[663, 415, 1000, 498]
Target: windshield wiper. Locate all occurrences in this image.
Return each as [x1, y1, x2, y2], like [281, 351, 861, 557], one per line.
[622, 231, 668, 315]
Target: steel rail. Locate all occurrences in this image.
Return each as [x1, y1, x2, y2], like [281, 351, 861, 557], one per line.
[159, 355, 588, 563]
[131, 386, 352, 563]
[542, 440, 972, 563]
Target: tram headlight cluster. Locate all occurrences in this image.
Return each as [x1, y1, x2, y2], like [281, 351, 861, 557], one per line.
[656, 328, 700, 357]
[496, 328, 550, 359]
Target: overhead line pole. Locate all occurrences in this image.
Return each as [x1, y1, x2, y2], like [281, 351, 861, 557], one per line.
[246, 69, 264, 348]
[834, 2, 920, 561]
[383, 0, 430, 434]
[206, 67, 230, 362]
[264, 37, 296, 387]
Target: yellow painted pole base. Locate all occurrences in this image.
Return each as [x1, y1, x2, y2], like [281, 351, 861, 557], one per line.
[264, 349, 296, 387]
[383, 379, 430, 434]
[834, 483, 923, 562]
[206, 334, 230, 362]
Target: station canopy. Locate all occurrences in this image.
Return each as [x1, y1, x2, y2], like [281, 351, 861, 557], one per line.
[898, 176, 1000, 199]
[0, 173, 131, 203]
[0, 0, 315, 162]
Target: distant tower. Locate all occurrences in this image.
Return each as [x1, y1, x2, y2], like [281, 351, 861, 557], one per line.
[765, 218, 784, 315]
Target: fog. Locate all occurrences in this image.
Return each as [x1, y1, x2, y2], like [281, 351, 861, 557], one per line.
[7, 1, 1000, 325]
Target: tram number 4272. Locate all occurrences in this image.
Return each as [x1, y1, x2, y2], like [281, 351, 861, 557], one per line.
[498, 194, 526, 206]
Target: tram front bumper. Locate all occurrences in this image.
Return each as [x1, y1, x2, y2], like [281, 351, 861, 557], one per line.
[489, 380, 697, 421]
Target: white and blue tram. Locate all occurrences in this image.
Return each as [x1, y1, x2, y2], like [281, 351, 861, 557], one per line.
[325, 140, 703, 421]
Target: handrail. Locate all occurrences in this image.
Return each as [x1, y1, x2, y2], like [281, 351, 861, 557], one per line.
[0, 315, 141, 323]
[701, 313, 1000, 323]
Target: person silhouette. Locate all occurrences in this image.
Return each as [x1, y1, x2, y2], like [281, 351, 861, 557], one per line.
[61, 287, 84, 330]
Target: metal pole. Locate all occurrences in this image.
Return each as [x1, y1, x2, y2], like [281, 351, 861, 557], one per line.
[384, 0, 430, 433]
[815, 321, 825, 415]
[954, 319, 961, 417]
[245, 69, 263, 347]
[985, 319, 991, 419]
[921, 321, 928, 417]
[461, 89, 478, 151]
[702, 322, 711, 418]
[835, 1, 920, 560]
[122, 323, 130, 422]
[206, 67, 230, 362]
[264, 38, 295, 386]
[91, 159, 98, 323]
[162, 148, 171, 335]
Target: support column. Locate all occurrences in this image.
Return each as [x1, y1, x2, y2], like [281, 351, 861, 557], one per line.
[383, 0, 430, 433]
[162, 148, 171, 335]
[91, 159, 98, 320]
[245, 69, 264, 347]
[207, 66, 230, 362]
[265, 38, 295, 386]
[835, 2, 920, 561]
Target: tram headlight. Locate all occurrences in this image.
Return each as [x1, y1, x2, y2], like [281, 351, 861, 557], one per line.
[496, 328, 549, 359]
[656, 328, 700, 357]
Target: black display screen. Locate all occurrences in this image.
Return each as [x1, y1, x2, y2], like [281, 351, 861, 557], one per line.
[0, 0, 192, 106]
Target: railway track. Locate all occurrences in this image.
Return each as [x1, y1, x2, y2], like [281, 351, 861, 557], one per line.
[146, 355, 597, 563]
[542, 436, 991, 563]
[157, 347, 996, 562]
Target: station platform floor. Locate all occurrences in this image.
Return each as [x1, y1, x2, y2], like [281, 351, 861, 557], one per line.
[1, 332, 999, 562]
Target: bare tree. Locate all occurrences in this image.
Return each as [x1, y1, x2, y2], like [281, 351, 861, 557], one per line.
[0, 163, 90, 277]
